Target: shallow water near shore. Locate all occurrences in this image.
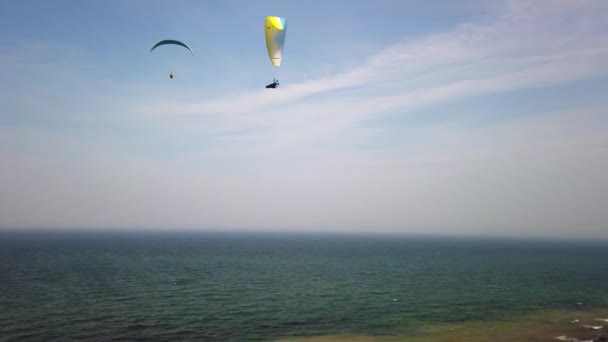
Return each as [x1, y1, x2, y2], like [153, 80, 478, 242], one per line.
[2, 231, 607, 341]
[281, 310, 608, 341]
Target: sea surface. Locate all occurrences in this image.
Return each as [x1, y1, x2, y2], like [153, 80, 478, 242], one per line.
[1, 231, 607, 341]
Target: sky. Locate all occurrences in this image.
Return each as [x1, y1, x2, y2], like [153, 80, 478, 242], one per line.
[1, 0, 607, 238]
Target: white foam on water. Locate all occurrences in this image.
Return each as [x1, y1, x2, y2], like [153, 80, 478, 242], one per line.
[582, 324, 603, 330]
[555, 336, 595, 342]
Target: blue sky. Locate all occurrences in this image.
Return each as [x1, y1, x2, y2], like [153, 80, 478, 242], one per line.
[1, 0, 607, 237]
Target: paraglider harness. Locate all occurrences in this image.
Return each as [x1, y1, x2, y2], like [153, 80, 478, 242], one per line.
[266, 78, 280, 89]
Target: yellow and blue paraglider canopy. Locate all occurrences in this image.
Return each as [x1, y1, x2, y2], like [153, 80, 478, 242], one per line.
[150, 39, 194, 55]
[265, 16, 287, 67]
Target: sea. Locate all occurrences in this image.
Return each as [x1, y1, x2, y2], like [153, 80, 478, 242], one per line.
[1, 231, 607, 341]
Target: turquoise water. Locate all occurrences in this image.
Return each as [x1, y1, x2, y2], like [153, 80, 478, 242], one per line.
[1, 231, 607, 341]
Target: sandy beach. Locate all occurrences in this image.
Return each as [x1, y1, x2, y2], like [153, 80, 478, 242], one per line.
[280, 310, 608, 342]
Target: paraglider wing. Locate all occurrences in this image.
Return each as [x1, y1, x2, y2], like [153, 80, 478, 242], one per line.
[150, 40, 194, 55]
[265, 16, 287, 67]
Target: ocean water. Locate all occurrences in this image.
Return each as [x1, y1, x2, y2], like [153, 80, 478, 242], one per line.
[1, 231, 607, 341]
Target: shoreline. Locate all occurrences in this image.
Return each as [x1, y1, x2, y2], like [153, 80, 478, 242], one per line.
[279, 309, 608, 342]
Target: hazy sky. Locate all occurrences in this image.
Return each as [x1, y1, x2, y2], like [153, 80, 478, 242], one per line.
[1, 0, 607, 237]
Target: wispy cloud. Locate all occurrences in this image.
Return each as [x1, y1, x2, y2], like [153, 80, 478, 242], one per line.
[133, 0, 608, 153]
[2, 0, 608, 235]
[2, 102, 606, 235]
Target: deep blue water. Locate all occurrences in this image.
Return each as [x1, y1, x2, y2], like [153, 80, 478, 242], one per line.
[1, 231, 607, 341]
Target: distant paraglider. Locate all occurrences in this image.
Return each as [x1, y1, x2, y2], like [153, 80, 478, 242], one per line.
[265, 16, 286, 88]
[150, 39, 194, 54]
[265, 78, 279, 88]
[150, 39, 194, 79]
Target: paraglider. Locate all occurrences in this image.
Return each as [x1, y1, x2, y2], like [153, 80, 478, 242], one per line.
[266, 78, 279, 88]
[150, 39, 194, 79]
[265, 16, 287, 88]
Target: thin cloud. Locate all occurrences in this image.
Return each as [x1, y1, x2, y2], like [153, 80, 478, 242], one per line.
[2, 0, 608, 235]
[131, 0, 608, 152]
